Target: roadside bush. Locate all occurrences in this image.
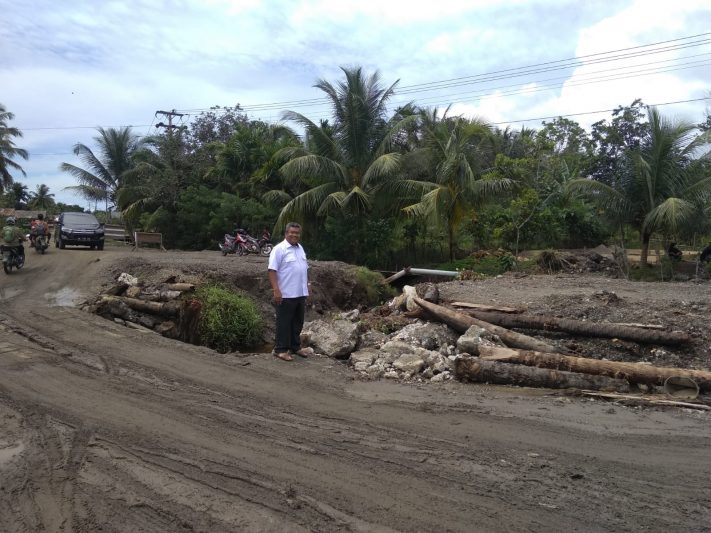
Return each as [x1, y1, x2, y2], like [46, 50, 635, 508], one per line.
[196, 285, 263, 351]
[353, 266, 396, 306]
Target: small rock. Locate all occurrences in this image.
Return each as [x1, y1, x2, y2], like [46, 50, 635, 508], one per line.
[384, 371, 399, 380]
[430, 373, 445, 382]
[350, 349, 378, 366]
[366, 364, 385, 378]
[392, 353, 425, 375]
[338, 309, 360, 321]
[353, 361, 370, 372]
[117, 272, 139, 286]
[113, 318, 126, 326]
[125, 286, 142, 299]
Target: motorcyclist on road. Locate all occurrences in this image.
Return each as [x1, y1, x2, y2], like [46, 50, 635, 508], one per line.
[2, 216, 26, 260]
[30, 213, 50, 246]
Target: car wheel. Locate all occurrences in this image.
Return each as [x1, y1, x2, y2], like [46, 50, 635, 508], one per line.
[90, 244, 95, 250]
[59, 237, 65, 249]
[97, 242, 104, 251]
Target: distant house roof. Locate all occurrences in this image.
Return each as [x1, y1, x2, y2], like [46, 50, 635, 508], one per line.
[0, 208, 47, 220]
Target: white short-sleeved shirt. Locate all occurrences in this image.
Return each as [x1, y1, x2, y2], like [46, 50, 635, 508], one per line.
[268, 239, 309, 298]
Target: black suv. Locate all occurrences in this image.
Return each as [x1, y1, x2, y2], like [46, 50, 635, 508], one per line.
[54, 212, 105, 250]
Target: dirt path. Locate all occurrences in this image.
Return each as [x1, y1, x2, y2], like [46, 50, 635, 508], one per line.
[1, 248, 710, 532]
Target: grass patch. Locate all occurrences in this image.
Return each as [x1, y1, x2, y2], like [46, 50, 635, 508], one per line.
[353, 266, 396, 306]
[196, 284, 263, 352]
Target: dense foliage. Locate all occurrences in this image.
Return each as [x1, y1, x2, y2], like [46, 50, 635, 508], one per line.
[4, 72, 711, 269]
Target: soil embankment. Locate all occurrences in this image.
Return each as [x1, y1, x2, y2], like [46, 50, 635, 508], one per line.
[1, 248, 710, 532]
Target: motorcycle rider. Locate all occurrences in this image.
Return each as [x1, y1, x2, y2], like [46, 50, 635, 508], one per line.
[30, 213, 50, 246]
[2, 216, 26, 261]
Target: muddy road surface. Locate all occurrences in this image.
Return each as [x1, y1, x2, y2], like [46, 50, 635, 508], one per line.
[1, 248, 710, 532]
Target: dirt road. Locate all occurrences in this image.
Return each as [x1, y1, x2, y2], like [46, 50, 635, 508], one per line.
[1, 248, 710, 532]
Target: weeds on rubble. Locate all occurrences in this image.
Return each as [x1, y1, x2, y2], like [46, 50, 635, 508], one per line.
[353, 267, 396, 306]
[196, 285, 263, 351]
[536, 249, 563, 273]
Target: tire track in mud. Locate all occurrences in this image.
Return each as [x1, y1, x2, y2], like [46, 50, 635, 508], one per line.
[2, 249, 711, 531]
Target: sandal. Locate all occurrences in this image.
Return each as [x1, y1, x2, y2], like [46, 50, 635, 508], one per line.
[273, 351, 293, 361]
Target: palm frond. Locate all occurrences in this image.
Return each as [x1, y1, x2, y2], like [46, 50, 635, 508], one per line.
[262, 189, 293, 207]
[643, 197, 696, 234]
[361, 153, 402, 188]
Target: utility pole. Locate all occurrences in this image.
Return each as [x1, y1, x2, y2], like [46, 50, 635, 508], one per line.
[155, 109, 186, 135]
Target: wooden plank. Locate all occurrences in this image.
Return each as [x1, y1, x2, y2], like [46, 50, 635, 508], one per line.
[580, 391, 711, 411]
[133, 231, 166, 251]
[451, 301, 524, 313]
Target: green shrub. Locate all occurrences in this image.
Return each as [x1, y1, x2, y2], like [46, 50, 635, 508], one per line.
[353, 266, 396, 306]
[196, 285, 263, 352]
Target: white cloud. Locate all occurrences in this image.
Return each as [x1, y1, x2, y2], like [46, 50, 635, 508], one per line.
[2, 0, 710, 204]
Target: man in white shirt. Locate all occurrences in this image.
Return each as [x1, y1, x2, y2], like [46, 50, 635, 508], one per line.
[268, 222, 312, 361]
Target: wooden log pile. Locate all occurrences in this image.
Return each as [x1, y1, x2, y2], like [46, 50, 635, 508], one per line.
[90, 276, 198, 341]
[412, 296, 709, 405]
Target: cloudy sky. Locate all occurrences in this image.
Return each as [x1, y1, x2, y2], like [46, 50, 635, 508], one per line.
[2, 0, 710, 206]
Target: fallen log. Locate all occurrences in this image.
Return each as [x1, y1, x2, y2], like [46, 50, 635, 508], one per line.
[139, 290, 183, 301]
[478, 345, 711, 392]
[104, 282, 129, 296]
[616, 323, 664, 330]
[101, 296, 180, 317]
[454, 357, 630, 392]
[413, 297, 563, 354]
[451, 301, 524, 313]
[468, 311, 690, 346]
[164, 283, 195, 292]
[580, 391, 711, 411]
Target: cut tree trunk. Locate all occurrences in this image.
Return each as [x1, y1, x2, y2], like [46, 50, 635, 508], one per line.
[454, 357, 630, 392]
[413, 297, 563, 354]
[468, 311, 690, 346]
[164, 283, 195, 292]
[478, 345, 711, 392]
[101, 296, 180, 317]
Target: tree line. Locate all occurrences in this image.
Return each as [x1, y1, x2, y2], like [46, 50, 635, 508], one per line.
[2, 68, 710, 268]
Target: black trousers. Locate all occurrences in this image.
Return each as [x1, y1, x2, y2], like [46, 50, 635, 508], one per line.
[274, 297, 306, 353]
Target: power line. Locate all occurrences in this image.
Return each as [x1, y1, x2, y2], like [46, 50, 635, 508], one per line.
[15, 34, 711, 134]
[490, 97, 711, 125]
[175, 32, 711, 114]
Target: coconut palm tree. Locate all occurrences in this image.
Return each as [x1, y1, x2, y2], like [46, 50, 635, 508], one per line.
[0, 103, 29, 193]
[9, 182, 30, 209]
[28, 183, 56, 210]
[569, 107, 711, 265]
[272, 67, 413, 229]
[401, 114, 514, 261]
[60, 127, 143, 212]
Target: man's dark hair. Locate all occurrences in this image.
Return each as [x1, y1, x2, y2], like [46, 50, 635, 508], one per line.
[37, 213, 44, 220]
[285, 222, 301, 233]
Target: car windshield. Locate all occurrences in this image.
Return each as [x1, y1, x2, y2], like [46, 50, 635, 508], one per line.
[64, 213, 98, 225]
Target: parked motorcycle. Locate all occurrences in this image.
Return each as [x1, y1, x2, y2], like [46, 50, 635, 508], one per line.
[257, 235, 272, 256]
[218, 229, 259, 256]
[1, 242, 25, 274]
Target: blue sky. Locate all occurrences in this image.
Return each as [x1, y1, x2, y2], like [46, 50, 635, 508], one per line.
[2, 0, 710, 206]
